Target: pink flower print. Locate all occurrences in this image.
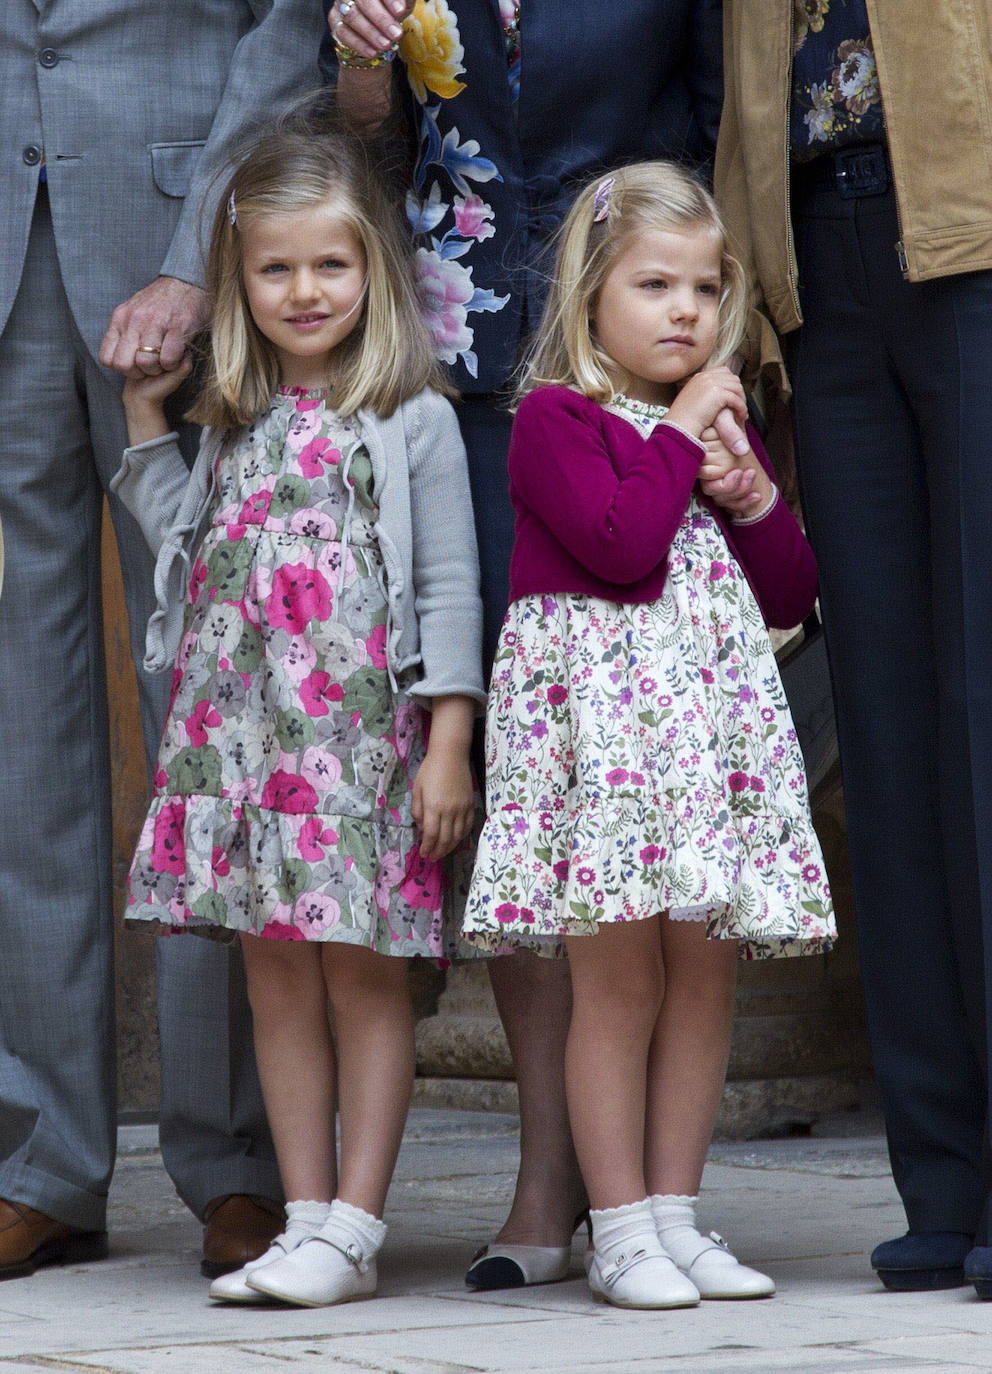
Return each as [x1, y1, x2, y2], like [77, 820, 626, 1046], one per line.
[238, 486, 273, 526]
[266, 563, 332, 634]
[211, 846, 230, 878]
[640, 844, 660, 864]
[366, 623, 388, 669]
[802, 863, 822, 882]
[186, 698, 222, 746]
[576, 867, 595, 886]
[374, 850, 406, 917]
[297, 436, 340, 478]
[728, 772, 749, 792]
[284, 409, 321, 452]
[415, 247, 474, 365]
[259, 919, 306, 941]
[297, 816, 336, 861]
[519, 907, 535, 924]
[293, 891, 341, 935]
[452, 194, 496, 242]
[750, 776, 766, 792]
[190, 559, 209, 602]
[546, 684, 568, 706]
[288, 508, 335, 540]
[629, 771, 645, 786]
[151, 802, 186, 875]
[531, 720, 548, 739]
[553, 860, 569, 882]
[282, 635, 318, 684]
[495, 902, 519, 923]
[709, 561, 727, 580]
[400, 846, 444, 912]
[300, 669, 345, 717]
[260, 769, 319, 814]
[605, 767, 628, 785]
[392, 700, 422, 765]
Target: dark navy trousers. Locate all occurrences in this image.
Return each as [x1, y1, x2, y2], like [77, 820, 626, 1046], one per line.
[789, 174, 992, 1237]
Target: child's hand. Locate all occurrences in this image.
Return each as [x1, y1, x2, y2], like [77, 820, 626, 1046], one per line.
[698, 426, 774, 517]
[411, 694, 476, 862]
[666, 366, 749, 447]
[412, 748, 475, 861]
[122, 355, 192, 446]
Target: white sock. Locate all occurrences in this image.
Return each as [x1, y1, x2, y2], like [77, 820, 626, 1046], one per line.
[324, 1198, 387, 1254]
[591, 1199, 658, 1256]
[649, 1194, 715, 1267]
[285, 1200, 333, 1229]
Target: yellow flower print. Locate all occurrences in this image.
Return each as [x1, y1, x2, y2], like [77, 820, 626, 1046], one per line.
[796, 0, 829, 37]
[400, 0, 467, 103]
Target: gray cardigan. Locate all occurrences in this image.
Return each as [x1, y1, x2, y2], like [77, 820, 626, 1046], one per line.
[110, 388, 485, 706]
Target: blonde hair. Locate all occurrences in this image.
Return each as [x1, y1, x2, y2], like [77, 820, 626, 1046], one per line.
[519, 160, 749, 405]
[189, 93, 449, 428]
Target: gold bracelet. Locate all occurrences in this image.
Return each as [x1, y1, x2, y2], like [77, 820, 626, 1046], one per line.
[335, 41, 397, 68]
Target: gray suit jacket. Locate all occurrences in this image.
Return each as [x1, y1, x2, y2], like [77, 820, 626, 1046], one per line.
[2, 0, 327, 358]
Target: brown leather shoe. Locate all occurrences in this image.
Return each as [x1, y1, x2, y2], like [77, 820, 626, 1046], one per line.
[0, 1200, 108, 1280]
[201, 1194, 285, 1278]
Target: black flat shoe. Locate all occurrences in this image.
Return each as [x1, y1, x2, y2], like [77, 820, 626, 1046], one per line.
[964, 1245, 992, 1299]
[465, 1210, 591, 1291]
[871, 1231, 972, 1291]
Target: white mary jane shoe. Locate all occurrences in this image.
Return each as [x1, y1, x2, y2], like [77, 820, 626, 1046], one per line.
[676, 1231, 775, 1300]
[588, 1234, 700, 1310]
[209, 1205, 331, 1304]
[246, 1200, 385, 1308]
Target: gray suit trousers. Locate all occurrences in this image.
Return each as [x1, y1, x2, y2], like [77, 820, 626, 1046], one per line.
[0, 189, 280, 1230]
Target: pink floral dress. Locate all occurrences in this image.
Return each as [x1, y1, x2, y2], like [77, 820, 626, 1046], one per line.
[462, 399, 836, 960]
[124, 387, 455, 958]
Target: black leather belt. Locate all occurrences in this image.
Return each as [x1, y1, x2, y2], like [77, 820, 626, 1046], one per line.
[794, 143, 890, 199]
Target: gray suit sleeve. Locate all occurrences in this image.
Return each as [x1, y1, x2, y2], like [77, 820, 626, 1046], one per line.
[159, 0, 328, 286]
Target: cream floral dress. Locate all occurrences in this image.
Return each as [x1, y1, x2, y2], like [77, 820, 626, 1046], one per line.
[463, 397, 835, 959]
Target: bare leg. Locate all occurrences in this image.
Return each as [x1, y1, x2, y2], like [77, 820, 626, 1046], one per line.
[323, 945, 414, 1219]
[644, 917, 738, 1196]
[564, 919, 664, 1210]
[240, 935, 337, 1202]
[488, 952, 587, 1245]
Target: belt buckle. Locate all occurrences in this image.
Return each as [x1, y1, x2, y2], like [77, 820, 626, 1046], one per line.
[834, 147, 888, 199]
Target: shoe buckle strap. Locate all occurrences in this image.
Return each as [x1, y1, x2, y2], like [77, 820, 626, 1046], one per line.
[708, 1231, 731, 1252]
[314, 1228, 370, 1274]
[599, 1246, 652, 1287]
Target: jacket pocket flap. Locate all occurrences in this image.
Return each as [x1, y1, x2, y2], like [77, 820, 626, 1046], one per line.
[150, 141, 206, 198]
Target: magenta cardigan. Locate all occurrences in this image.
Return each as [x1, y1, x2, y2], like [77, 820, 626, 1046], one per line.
[507, 386, 817, 630]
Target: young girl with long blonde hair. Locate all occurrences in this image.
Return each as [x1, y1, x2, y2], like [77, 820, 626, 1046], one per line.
[113, 101, 483, 1308]
[464, 161, 835, 1310]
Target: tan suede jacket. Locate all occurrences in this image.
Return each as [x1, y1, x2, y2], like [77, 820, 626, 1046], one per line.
[716, 0, 992, 344]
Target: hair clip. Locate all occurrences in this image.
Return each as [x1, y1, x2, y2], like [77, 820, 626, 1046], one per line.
[227, 190, 238, 228]
[592, 176, 615, 223]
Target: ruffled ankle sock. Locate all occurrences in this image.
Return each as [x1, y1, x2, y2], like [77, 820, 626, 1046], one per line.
[649, 1194, 708, 1269]
[588, 1199, 699, 1309]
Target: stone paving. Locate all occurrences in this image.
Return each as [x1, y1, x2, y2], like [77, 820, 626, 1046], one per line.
[0, 1109, 990, 1373]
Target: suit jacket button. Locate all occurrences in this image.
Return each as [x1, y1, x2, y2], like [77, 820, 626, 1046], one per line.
[22, 145, 42, 166]
[39, 48, 60, 68]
